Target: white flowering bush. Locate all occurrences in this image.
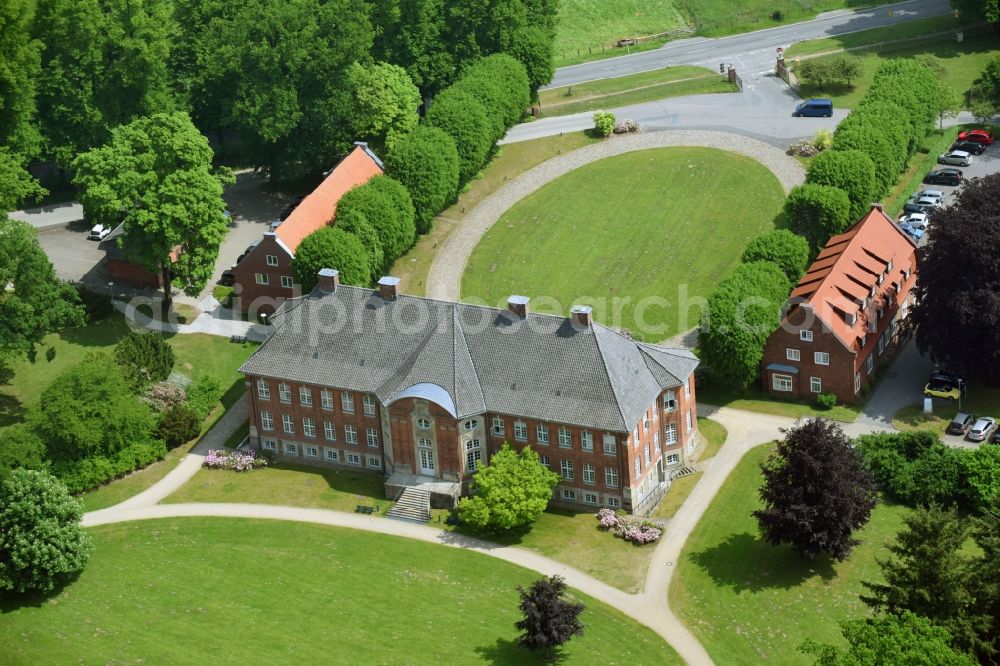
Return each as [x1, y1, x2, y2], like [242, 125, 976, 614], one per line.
[612, 119, 641, 134]
[595, 508, 662, 545]
[203, 449, 268, 472]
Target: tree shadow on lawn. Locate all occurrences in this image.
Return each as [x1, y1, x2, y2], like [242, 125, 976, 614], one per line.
[687, 531, 836, 592]
[57, 316, 132, 348]
[474, 636, 565, 665]
[0, 570, 84, 614]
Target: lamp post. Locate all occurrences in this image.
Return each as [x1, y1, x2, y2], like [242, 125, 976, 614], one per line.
[108, 281, 114, 304]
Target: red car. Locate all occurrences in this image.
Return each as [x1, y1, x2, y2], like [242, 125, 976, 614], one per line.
[957, 129, 994, 145]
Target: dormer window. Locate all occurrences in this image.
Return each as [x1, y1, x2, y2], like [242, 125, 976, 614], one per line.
[895, 282, 902, 294]
[904, 268, 911, 280]
[887, 259, 893, 272]
[846, 313, 856, 326]
[862, 298, 869, 310]
[878, 273, 884, 285]
[870, 286, 876, 297]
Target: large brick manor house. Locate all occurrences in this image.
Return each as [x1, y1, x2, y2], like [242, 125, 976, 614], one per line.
[240, 270, 700, 515]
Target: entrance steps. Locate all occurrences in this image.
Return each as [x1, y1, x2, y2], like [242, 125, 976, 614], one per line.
[386, 487, 431, 523]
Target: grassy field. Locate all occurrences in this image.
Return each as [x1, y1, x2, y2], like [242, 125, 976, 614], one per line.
[892, 404, 950, 434]
[539, 66, 736, 117]
[670, 444, 910, 664]
[554, 0, 688, 64]
[697, 378, 862, 422]
[696, 417, 728, 460]
[651, 472, 703, 520]
[784, 14, 965, 59]
[388, 131, 602, 296]
[0, 518, 680, 665]
[677, 0, 880, 36]
[461, 147, 785, 341]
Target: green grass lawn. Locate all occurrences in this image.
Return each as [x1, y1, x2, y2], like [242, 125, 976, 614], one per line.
[554, 0, 688, 64]
[892, 405, 950, 435]
[461, 147, 786, 342]
[697, 377, 862, 422]
[79, 447, 187, 512]
[670, 444, 910, 664]
[135, 301, 201, 325]
[538, 66, 735, 117]
[389, 131, 602, 296]
[784, 14, 965, 59]
[651, 471, 703, 520]
[696, 417, 728, 460]
[679, 0, 880, 37]
[0, 518, 680, 665]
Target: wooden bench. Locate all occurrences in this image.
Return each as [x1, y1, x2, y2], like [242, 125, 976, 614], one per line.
[355, 505, 374, 515]
[230, 334, 248, 344]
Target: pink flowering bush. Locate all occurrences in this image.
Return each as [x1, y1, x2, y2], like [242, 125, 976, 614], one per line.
[203, 449, 267, 472]
[595, 508, 662, 545]
[597, 508, 620, 529]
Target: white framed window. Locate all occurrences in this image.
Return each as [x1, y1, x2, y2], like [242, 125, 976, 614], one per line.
[466, 449, 482, 471]
[810, 377, 822, 394]
[560, 459, 574, 480]
[800, 330, 813, 342]
[772, 374, 793, 392]
[346, 453, 360, 465]
[558, 427, 572, 448]
[583, 463, 595, 484]
[278, 383, 291, 403]
[584, 492, 598, 505]
[643, 417, 650, 432]
[602, 434, 617, 455]
[261, 411, 274, 431]
[663, 390, 677, 412]
[665, 423, 678, 444]
[855, 372, 862, 393]
[465, 439, 481, 451]
[416, 417, 432, 430]
[367, 456, 382, 470]
[684, 377, 691, 398]
[786, 348, 800, 362]
[257, 380, 271, 400]
[324, 448, 339, 462]
[514, 420, 527, 441]
[345, 425, 358, 445]
[653, 432, 660, 453]
[417, 437, 432, 449]
[363, 394, 376, 416]
[644, 445, 651, 465]
[463, 419, 480, 431]
[302, 417, 316, 438]
[814, 351, 830, 365]
[536, 424, 549, 444]
[666, 453, 680, 465]
[265, 254, 278, 267]
[341, 391, 354, 413]
[281, 275, 293, 289]
[561, 489, 576, 501]
[491, 417, 505, 436]
[866, 354, 874, 374]
[304, 445, 318, 458]
[299, 387, 312, 406]
[606, 496, 621, 508]
[634, 458, 641, 479]
[283, 442, 297, 455]
[632, 427, 638, 444]
[321, 389, 333, 409]
[605, 467, 619, 487]
[324, 420, 336, 441]
[282, 413, 294, 434]
[540, 455, 550, 469]
[686, 410, 693, 433]
[581, 430, 593, 451]
[366, 428, 379, 448]
[262, 439, 277, 451]
[254, 273, 269, 285]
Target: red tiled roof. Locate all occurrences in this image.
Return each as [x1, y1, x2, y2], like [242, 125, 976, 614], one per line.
[788, 206, 917, 350]
[275, 144, 383, 252]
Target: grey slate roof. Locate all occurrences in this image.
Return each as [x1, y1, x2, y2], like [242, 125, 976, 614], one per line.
[240, 286, 699, 432]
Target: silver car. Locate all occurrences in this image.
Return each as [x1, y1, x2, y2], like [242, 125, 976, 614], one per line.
[938, 150, 973, 167]
[898, 212, 929, 230]
[967, 416, 998, 442]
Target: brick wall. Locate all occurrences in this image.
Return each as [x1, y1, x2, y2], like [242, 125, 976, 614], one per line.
[231, 235, 298, 316]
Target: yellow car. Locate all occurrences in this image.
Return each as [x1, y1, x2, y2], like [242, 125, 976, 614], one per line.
[923, 372, 964, 400]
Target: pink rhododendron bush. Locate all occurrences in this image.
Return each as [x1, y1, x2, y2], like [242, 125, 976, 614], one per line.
[203, 449, 268, 472]
[595, 508, 662, 544]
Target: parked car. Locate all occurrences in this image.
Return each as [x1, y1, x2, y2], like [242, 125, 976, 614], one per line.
[957, 128, 994, 145]
[947, 411, 976, 436]
[909, 192, 943, 210]
[952, 140, 985, 155]
[898, 222, 924, 240]
[924, 371, 966, 400]
[938, 150, 973, 167]
[900, 202, 926, 217]
[219, 267, 235, 286]
[898, 212, 929, 230]
[967, 416, 998, 442]
[88, 223, 112, 241]
[916, 188, 946, 201]
[278, 195, 305, 221]
[793, 98, 833, 117]
[924, 169, 963, 186]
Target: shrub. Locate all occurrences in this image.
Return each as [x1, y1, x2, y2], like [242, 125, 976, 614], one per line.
[805, 149, 880, 221]
[292, 226, 373, 290]
[186, 374, 222, 421]
[425, 86, 493, 183]
[385, 125, 460, 233]
[784, 182, 853, 251]
[337, 175, 416, 267]
[613, 119, 641, 134]
[203, 449, 268, 472]
[813, 129, 832, 151]
[114, 330, 175, 391]
[594, 508, 662, 544]
[854, 432, 967, 508]
[142, 379, 187, 411]
[457, 443, 560, 531]
[464, 54, 531, 128]
[0, 469, 94, 593]
[816, 392, 837, 409]
[50, 439, 167, 494]
[74, 285, 114, 321]
[158, 403, 202, 448]
[741, 229, 810, 283]
[593, 111, 615, 138]
[0, 424, 46, 481]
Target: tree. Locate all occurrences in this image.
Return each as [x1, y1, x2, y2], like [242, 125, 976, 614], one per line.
[0, 0, 41, 158]
[831, 55, 862, 87]
[971, 498, 1000, 660]
[370, 0, 454, 98]
[461, 54, 531, 129]
[911, 173, 1000, 381]
[960, 444, 1000, 511]
[833, 103, 908, 194]
[345, 61, 421, 153]
[805, 149, 880, 221]
[741, 230, 810, 283]
[0, 218, 85, 359]
[515, 575, 585, 656]
[457, 442, 560, 531]
[291, 227, 372, 290]
[0, 150, 46, 213]
[335, 207, 384, 282]
[861, 504, 988, 655]
[593, 111, 615, 137]
[114, 330, 175, 391]
[796, 59, 837, 89]
[699, 261, 790, 388]
[754, 419, 877, 561]
[337, 176, 416, 268]
[385, 124, 460, 233]
[0, 469, 93, 594]
[854, 431, 967, 508]
[158, 403, 202, 449]
[425, 86, 493, 182]
[0, 425, 46, 481]
[934, 83, 963, 129]
[72, 112, 234, 305]
[506, 26, 555, 98]
[784, 183, 853, 251]
[800, 611, 976, 666]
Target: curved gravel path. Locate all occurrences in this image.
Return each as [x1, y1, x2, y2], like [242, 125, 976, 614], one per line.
[426, 130, 805, 302]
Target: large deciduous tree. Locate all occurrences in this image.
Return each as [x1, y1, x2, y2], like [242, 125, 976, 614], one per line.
[291, 227, 372, 290]
[72, 112, 233, 304]
[754, 419, 877, 561]
[335, 175, 416, 266]
[0, 0, 42, 158]
[457, 442, 560, 531]
[783, 184, 853, 252]
[385, 124, 460, 233]
[345, 61, 421, 154]
[0, 150, 46, 213]
[515, 575, 585, 657]
[805, 149, 879, 221]
[911, 173, 1000, 381]
[741, 230, 811, 283]
[0, 218, 85, 360]
[370, 0, 453, 99]
[0, 469, 93, 594]
[425, 85, 493, 183]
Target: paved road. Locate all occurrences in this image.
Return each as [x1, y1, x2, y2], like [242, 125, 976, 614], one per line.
[9, 200, 84, 230]
[549, 0, 952, 88]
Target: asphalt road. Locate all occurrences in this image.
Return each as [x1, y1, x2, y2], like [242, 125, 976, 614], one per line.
[548, 0, 952, 88]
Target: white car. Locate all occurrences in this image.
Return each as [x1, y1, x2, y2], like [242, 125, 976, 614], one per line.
[916, 188, 945, 201]
[88, 224, 112, 241]
[898, 212, 929, 230]
[938, 150, 973, 167]
[910, 195, 942, 210]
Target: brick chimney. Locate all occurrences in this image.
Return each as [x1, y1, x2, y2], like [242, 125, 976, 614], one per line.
[570, 305, 593, 329]
[507, 295, 529, 320]
[378, 276, 400, 301]
[317, 268, 340, 294]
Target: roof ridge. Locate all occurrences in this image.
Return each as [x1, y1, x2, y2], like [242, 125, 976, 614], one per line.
[590, 325, 630, 432]
[452, 306, 487, 414]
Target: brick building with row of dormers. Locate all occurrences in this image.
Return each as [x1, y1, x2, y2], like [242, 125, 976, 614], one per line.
[239, 269, 701, 515]
[760, 204, 918, 403]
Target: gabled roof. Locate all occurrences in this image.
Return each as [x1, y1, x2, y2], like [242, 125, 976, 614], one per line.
[786, 206, 917, 350]
[274, 143, 383, 253]
[240, 287, 699, 432]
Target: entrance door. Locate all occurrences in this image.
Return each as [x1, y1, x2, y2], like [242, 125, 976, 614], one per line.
[417, 438, 435, 476]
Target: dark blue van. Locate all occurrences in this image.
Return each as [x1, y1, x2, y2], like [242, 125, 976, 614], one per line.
[793, 98, 833, 117]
